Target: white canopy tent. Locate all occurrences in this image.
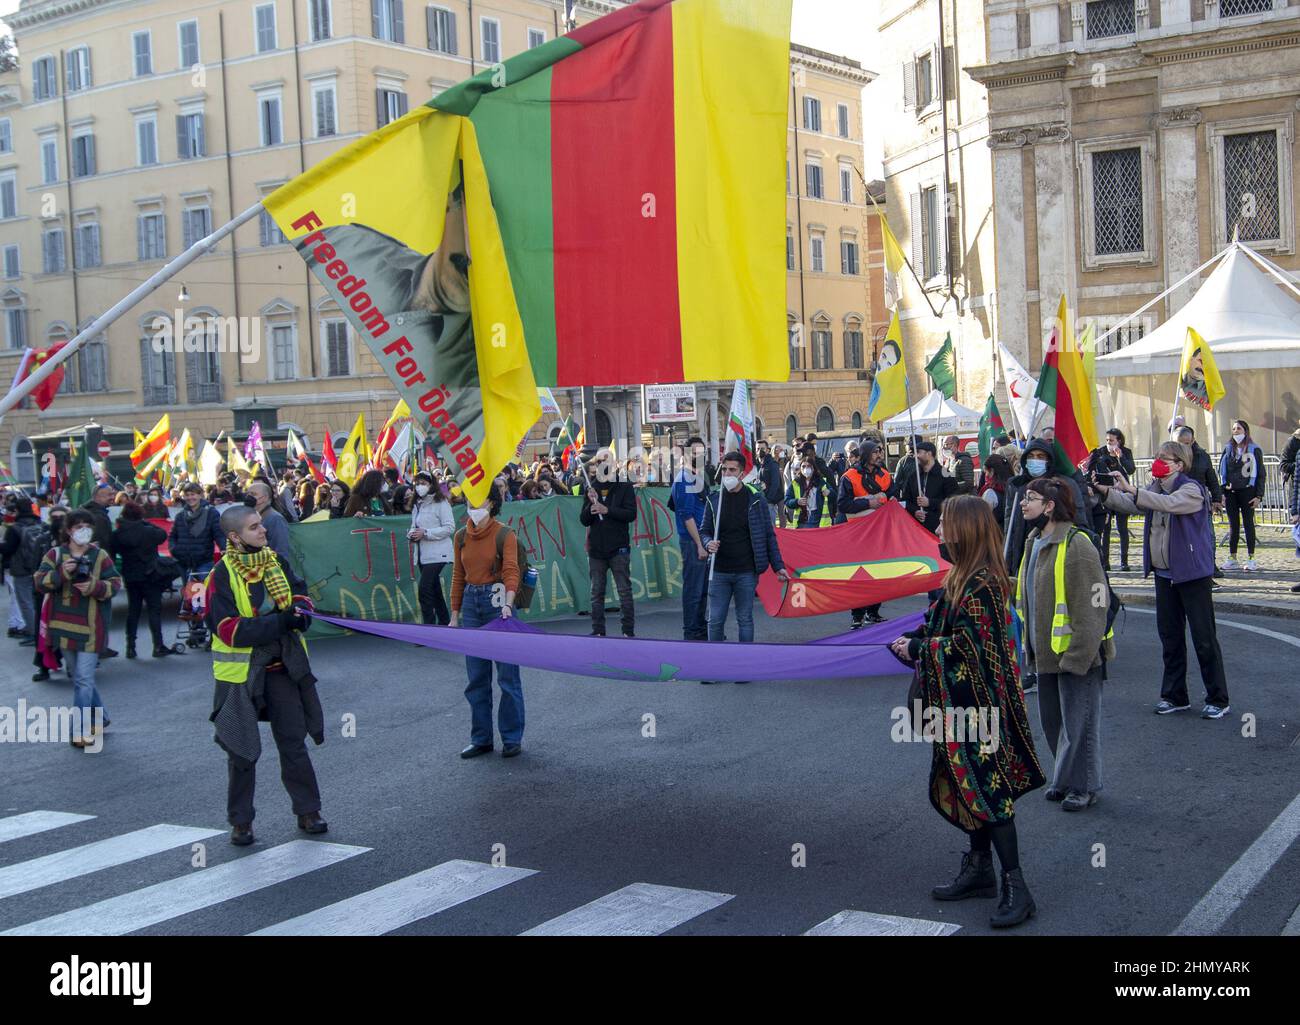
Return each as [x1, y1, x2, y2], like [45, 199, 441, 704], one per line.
[882, 389, 982, 438]
[1094, 243, 1300, 455]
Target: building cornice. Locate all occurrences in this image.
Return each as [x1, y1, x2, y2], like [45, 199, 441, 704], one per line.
[967, 53, 1077, 89]
[7, 0, 109, 31]
[791, 44, 876, 86]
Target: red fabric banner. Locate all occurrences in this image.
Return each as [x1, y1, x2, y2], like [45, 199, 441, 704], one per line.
[756, 501, 951, 618]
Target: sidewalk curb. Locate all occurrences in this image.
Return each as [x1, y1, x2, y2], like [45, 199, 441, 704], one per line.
[1113, 589, 1300, 621]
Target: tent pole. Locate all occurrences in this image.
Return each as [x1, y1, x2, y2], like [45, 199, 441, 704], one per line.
[1092, 245, 1234, 354]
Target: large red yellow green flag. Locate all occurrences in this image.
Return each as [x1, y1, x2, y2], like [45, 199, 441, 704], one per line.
[263, 0, 791, 503]
[1035, 295, 1099, 470]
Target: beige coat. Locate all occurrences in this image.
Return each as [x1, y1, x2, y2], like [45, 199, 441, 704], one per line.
[1017, 525, 1116, 676]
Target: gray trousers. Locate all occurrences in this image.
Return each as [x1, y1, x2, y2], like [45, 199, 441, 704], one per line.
[589, 549, 634, 636]
[1037, 665, 1104, 796]
[11, 574, 35, 636]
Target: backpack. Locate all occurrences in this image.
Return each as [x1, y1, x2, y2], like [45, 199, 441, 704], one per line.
[12, 522, 52, 577]
[454, 524, 535, 610]
[1065, 526, 1124, 677]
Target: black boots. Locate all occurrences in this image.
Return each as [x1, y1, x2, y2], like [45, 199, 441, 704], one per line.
[931, 850, 996, 900]
[990, 868, 1036, 928]
[125, 640, 137, 659]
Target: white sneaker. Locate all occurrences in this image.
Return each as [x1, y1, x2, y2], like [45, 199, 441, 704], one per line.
[1244, 559, 1259, 571]
[1221, 557, 1239, 570]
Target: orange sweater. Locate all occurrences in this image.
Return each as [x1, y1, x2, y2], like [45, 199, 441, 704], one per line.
[450, 517, 521, 612]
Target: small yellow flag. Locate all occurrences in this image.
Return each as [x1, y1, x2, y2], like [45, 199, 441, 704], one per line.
[1179, 327, 1226, 411]
[336, 413, 368, 486]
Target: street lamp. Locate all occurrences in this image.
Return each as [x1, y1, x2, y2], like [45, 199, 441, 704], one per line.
[177, 283, 190, 303]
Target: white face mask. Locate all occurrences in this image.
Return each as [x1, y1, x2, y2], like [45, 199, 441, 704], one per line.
[1232, 433, 1245, 443]
[415, 484, 431, 497]
[801, 467, 814, 478]
[722, 474, 742, 491]
[71, 527, 93, 546]
[468, 507, 489, 525]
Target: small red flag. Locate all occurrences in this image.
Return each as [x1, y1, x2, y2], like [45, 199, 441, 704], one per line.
[22, 343, 66, 410]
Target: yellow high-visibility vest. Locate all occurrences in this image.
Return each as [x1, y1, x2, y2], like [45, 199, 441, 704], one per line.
[209, 561, 307, 684]
[1017, 528, 1114, 655]
[792, 478, 832, 527]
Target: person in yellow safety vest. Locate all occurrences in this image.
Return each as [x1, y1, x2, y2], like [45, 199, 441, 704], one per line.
[784, 455, 835, 528]
[1014, 477, 1115, 815]
[206, 504, 327, 848]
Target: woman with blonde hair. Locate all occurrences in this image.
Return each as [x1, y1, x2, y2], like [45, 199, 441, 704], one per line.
[889, 495, 1044, 928]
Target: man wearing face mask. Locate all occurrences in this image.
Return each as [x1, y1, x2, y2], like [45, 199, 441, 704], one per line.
[1003, 438, 1090, 577]
[1096, 441, 1229, 719]
[580, 448, 638, 638]
[207, 505, 325, 845]
[698, 451, 791, 683]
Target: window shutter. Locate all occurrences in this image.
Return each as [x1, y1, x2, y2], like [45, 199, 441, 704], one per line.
[942, 45, 955, 102]
[393, 1, 405, 43]
[426, 6, 436, 49]
[397, 92, 409, 117]
[139, 337, 153, 404]
[931, 44, 942, 106]
[84, 136, 95, 175]
[902, 61, 916, 111]
[65, 54, 75, 92]
[185, 346, 200, 403]
[194, 115, 206, 157]
[136, 216, 146, 260]
[83, 50, 92, 89]
[910, 190, 923, 272]
[176, 115, 187, 158]
[376, 88, 385, 126]
[259, 210, 270, 247]
[945, 185, 960, 276]
[92, 224, 100, 265]
[372, 0, 382, 37]
[449, 12, 458, 53]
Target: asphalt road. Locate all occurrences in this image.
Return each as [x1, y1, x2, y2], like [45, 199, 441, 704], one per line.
[0, 590, 1297, 937]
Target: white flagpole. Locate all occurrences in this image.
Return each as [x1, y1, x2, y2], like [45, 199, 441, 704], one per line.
[0, 202, 263, 426]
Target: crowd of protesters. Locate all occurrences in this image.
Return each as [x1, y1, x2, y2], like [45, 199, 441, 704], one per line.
[4, 412, 1287, 923]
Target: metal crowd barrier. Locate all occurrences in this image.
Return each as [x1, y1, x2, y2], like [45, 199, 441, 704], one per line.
[1132, 454, 1291, 528]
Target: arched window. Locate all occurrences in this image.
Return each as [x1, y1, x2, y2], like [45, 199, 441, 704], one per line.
[139, 310, 176, 405]
[593, 409, 613, 447]
[785, 414, 798, 444]
[10, 436, 34, 485]
[816, 406, 835, 432]
[852, 411, 863, 431]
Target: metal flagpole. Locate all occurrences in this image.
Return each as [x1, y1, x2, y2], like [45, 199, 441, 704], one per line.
[0, 202, 264, 426]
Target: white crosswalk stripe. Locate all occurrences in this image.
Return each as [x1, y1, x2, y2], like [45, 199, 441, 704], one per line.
[2, 840, 371, 936]
[0, 811, 95, 844]
[0, 824, 223, 901]
[251, 859, 537, 936]
[803, 910, 960, 936]
[520, 882, 733, 936]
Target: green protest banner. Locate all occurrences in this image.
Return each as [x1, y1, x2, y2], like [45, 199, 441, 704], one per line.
[287, 488, 683, 636]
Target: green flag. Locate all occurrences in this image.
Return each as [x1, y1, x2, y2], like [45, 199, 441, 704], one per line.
[64, 436, 95, 508]
[925, 334, 957, 399]
[550, 414, 577, 459]
[978, 394, 1005, 462]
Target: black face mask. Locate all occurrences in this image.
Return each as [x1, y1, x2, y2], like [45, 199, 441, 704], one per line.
[1026, 513, 1050, 533]
[938, 542, 953, 563]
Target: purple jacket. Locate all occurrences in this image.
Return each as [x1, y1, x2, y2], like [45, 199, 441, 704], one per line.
[1140, 474, 1215, 584]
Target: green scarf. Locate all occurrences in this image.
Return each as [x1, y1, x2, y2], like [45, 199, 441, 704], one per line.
[224, 546, 293, 610]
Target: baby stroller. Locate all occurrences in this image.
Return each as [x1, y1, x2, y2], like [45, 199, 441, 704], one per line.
[176, 569, 211, 650]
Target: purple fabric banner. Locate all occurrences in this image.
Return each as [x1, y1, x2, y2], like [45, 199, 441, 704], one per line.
[308, 610, 923, 683]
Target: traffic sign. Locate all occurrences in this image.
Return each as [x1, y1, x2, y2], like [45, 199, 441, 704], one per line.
[96, 440, 112, 459]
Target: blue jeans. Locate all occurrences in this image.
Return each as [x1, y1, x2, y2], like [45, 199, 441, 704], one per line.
[707, 571, 757, 643]
[65, 649, 105, 723]
[679, 538, 709, 640]
[460, 584, 524, 746]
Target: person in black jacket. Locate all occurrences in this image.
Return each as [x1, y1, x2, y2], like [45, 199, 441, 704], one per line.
[110, 501, 173, 659]
[894, 441, 953, 535]
[580, 448, 639, 638]
[1087, 428, 1137, 570]
[755, 439, 785, 526]
[1175, 425, 1224, 509]
[80, 484, 116, 549]
[169, 482, 225, 579]
[206, 504, 324, 847]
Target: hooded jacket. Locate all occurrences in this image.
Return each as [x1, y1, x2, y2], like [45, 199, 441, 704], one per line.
[1003, 441, 1091, 576]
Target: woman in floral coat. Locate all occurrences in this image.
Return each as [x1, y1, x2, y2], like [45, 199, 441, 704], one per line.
[890, 495, 1044, 928]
